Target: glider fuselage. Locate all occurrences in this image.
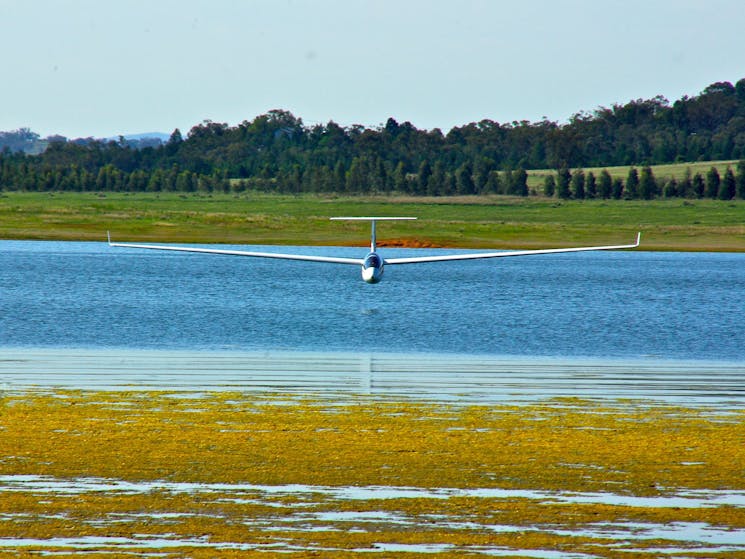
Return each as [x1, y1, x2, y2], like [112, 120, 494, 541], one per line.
[362, 252, 384, 283]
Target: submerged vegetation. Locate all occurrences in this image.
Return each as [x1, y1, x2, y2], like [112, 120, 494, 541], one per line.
[0, 390, 743, 557]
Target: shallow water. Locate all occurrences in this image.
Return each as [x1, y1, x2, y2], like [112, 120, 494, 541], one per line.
[1, 475, 743, 556]
[5, 475, 744, 509]
[2, 348, 745, 406]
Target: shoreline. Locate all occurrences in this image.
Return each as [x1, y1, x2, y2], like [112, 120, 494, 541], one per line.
[3, 236, 745, 253]
[2, 192, 744, 252]
[3, 346, 744, 407]
[5, 343, 745, 366]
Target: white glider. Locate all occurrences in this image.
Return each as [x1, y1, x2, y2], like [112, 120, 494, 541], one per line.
[108, 217, 641, 284]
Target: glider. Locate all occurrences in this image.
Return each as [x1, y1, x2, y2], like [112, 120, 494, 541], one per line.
[109, 217, 641, 283]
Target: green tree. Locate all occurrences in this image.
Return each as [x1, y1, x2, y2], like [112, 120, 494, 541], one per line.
[638, 166, 657, 199]
[79, 168, 93, 191]
[692, 172, 705, 198]
[455, 161, 475, 195]
[705, 167, 720, 198]
[164, 166, 179, 192]
[570, 169, 585, 199]
[542, 174, 555, 197]
[663, 178, 678, 198]
[736, 160, 745, 199]
[176, 170, 196, 192]
[611, 177, 624, 199]
[147, 169, 163, 192]
[427, 161, 445, 196]
[443, 172, 456, 196]
[283, 165, 302, 193]
[306, 166, 323, 193]
[501, 169, 513, 195]
[126, 170, 146, 192]
[485, 171, 501, 194]
[372, 159, 388, 193]
[719, 167, 736, 200]
[164, 128, 184, 158]
[95, 166, 107, 190]
[679, 168, 693, 198]
[20, 167, 35, 191]
[597, 170, 612, 199]
[417, 160, 432, 195]
[585, 171, 597, 198]
[392, 162, 407, 192]
[214, 169, 230, 193]
[346, 157, 366, 193]
[737, 78, 745, 102]
[167, 128, 183, 145]
[512, 168, 528, 196]
[625, 167, 639, 199]
[473, 158, 494, 193]
[556, 166, 571, 199]
[333, 161, 346, 192]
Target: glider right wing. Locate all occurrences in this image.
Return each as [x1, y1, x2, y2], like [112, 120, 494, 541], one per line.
[384, 233, 641, 265]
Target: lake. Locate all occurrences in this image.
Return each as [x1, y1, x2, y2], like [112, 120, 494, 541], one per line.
[2, 240, 744, 361]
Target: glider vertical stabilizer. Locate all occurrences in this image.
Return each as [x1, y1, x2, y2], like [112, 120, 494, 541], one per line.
[328, 216, 417, 253]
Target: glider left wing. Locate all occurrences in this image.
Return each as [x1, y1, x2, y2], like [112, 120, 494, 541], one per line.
[107, 233, 363, 266]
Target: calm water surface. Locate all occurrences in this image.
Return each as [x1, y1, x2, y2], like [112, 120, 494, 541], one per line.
[2, 240, 744, 361]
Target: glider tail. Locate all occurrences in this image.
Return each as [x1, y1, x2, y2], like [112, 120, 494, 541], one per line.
[329, 217, 417, 253]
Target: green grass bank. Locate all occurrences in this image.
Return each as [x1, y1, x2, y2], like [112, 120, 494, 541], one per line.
[1, 191, 743, 251]
[524, 159, 742, 191]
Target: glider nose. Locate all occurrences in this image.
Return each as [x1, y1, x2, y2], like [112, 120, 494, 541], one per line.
[362, 252, 384, 283]
[362, 266, 383, 283]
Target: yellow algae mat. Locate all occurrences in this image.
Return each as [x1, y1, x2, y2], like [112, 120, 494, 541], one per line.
[1, 390, 744, 557]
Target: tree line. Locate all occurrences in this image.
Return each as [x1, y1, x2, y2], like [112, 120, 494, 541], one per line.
[1, 79, 745, 197]
[0, 162, 230, 194]
[544, 162, 745, 200]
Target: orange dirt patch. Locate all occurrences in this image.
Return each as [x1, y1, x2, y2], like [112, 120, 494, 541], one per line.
[338, 237, 444, 249]
[376, 237, 444, 248]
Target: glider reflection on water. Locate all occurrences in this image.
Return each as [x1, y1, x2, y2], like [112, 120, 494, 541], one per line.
[108, 217, 641, 283]
[3, 349, 744, 407]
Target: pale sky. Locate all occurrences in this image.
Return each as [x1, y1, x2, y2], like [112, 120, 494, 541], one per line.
[1, 0, 744, 138]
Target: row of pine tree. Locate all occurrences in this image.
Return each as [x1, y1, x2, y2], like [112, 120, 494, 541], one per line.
[2, 155, 744, 200]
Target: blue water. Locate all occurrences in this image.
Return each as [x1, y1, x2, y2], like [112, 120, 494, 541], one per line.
[2, 240, 744, 362]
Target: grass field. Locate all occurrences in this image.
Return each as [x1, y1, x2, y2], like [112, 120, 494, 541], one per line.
[525, 159, 742, 191]
[1, 191, 744, 251]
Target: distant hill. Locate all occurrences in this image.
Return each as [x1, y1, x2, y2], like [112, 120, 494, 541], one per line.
[0, 129, 169, 154]
[103, 132, 169, 150]
[105, 132, 170, 143]
[0, 128, 43, 154]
